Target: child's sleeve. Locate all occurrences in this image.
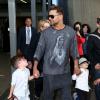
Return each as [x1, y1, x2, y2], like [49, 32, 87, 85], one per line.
[27, 68, 33, 80]
[72, 74, 77, 80]
[11, 72, 17, 86]
[28, 68, 30, 77]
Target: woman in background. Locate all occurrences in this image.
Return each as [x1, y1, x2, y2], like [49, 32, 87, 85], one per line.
[82, 24, 91, 38]
[37, 19, 50, 32]
[81, 24, 91, 57]
[74, 22, 85, 57]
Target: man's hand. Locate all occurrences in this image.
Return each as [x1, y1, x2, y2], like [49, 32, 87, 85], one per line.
[74, 59, 81, 75]
[33, 68, 40, 78]
[94, 78, 100, 85]
[95, 63, 100, 71]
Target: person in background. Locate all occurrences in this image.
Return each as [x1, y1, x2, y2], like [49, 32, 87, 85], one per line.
[82, 24, 91, 38]
[17, 17, 38, 100]
[37, 19, 50, 32]
[34, 19, 50, 100]
[74, 22, 85, 57]
[87, 17, 100, 100]
[81, 24, 91, 57]
[8, 55, 34, 100]
[33, 5, 80, 100]
[72, 57, 90, 100]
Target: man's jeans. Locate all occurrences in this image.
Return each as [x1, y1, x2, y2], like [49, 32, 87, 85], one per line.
[95, 84, 100, 100]
[43, 73, 72, 100]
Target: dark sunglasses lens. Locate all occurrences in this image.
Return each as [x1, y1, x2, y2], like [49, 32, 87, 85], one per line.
[48, 15, 54, 19]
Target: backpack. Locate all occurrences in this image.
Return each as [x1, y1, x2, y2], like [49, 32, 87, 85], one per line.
[83, 33, 100, 55]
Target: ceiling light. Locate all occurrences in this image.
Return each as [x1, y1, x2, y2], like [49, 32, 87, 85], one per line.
[20, 0, 27, 3]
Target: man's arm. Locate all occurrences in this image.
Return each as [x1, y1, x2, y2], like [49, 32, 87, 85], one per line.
[74, 59, 81, 75]
[33, 32, 46, 78]
[70, 30, 80, 74]
[33, 60, 40, 78]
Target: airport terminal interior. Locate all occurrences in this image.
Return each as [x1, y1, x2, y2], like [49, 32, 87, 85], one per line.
[0, 0, 100, 100]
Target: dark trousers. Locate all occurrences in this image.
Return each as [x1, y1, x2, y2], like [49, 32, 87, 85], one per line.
[76, 89, 90, 100]
[34, 77, 43, 97]
[29, 80, 34, 100]
[43, 73, 72, 100]
[95, 84, 100, 100]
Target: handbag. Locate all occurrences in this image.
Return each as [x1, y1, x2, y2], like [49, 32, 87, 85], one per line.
[90, 34, 100, 40]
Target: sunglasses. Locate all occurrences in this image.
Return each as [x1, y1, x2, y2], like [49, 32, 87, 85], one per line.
[48, 14, 59, 19]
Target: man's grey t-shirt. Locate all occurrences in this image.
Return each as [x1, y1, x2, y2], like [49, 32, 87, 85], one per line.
[34, 26, 79, 75]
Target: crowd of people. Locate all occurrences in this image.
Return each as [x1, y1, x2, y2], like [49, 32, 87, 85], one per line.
[7, 5, 100, 100]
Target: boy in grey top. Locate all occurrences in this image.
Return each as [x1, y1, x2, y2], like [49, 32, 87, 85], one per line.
[33, 5, 80, 100]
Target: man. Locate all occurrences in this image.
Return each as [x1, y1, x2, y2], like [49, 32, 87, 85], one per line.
[17, 17, 38, 100]
[87, 17, 100, 100]
[17, 17, 38, 62]
[33, 6, 80, 100]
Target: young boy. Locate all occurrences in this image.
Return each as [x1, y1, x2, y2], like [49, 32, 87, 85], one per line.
[8, 56, 34, 100]
[72, 57, 90, 100]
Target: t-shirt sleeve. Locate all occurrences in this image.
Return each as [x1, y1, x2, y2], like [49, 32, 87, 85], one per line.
[34, 32, 46, 61]
[72, 74, 77, 80]
[11, 72, 17, 86]
[70, 30, 79, 59]
[27, 68, 30, 77]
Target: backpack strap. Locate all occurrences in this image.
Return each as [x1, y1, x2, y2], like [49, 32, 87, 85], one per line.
[90, 34, 100, 40]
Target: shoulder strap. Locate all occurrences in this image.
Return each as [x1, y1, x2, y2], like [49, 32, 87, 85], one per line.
[90, 34, 100, 40]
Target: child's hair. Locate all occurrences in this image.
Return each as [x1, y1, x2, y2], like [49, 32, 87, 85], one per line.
[10, 55, 24, 68]
[37, 19, 50, 32]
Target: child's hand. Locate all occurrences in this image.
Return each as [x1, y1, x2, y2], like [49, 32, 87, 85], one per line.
[29, 75, 34, 80]
[8, 94, 12, 100]
[27, 61, 32, 69]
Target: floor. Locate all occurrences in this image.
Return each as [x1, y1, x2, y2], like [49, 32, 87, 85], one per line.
[0, 51, 96, 100]
[0, 51, 10, 100]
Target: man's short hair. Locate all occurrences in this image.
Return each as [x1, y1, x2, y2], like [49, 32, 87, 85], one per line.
[49, 5, 64, 15]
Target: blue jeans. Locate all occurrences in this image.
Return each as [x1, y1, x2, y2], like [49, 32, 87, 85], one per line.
[95, 84, 100, 100]
[43, 73, 72, 100]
